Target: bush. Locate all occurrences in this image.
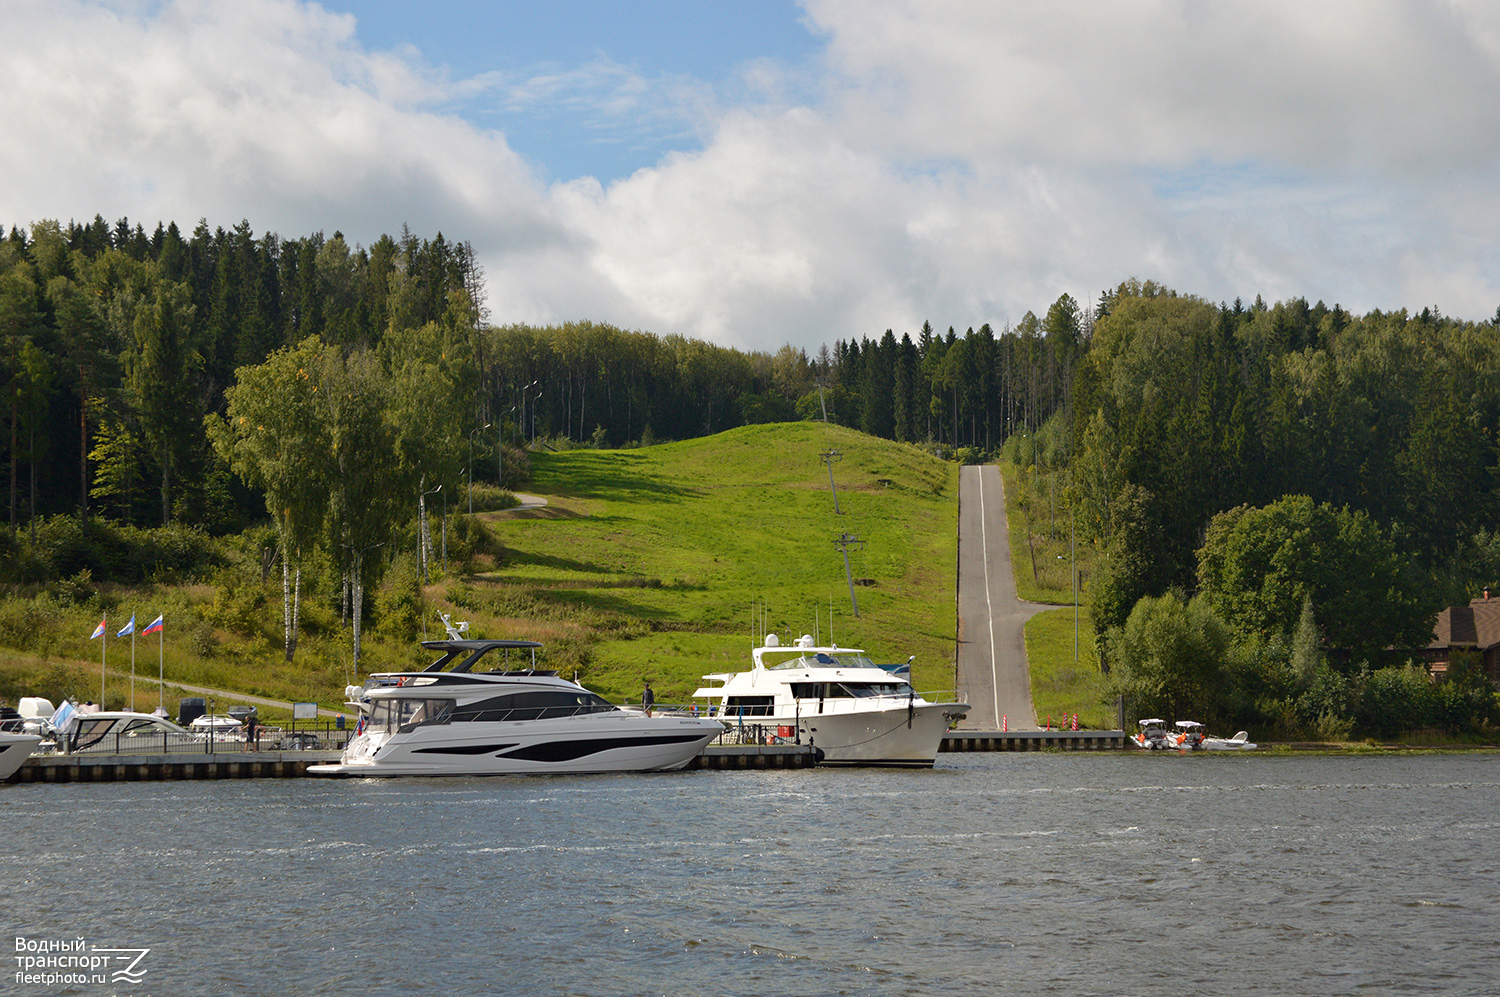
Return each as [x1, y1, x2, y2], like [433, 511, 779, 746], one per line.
[0, 597, 65, 654]
[15, 515, 224, 584]
[1109, 592, 1244, 729]
[375, 552, 423, 641]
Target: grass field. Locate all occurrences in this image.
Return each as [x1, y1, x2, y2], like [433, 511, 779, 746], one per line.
[1024, 608, 1114, 729]
[996, 459, 1113, 729]
[474, 422, 960, 700]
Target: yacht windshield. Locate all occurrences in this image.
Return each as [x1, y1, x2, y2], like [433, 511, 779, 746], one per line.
[369, 698, 457, 735]
[767, 653, 879, 670]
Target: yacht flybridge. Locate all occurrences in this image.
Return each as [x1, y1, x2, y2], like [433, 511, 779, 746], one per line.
[692, 634, 969, 767]
[310, 638, 724, 777]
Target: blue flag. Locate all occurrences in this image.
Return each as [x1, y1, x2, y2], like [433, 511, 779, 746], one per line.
[117, 615, 136, 638]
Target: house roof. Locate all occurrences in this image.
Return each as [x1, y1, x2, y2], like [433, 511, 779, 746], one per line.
[1428, 597, 1500, 650]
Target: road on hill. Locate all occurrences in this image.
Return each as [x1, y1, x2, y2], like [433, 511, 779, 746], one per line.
[955, 464, 1048, 730]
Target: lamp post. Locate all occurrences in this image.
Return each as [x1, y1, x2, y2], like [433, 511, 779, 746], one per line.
[497, 406, 516, 490]
[519, 382, 536, 448]
[421, 483, 442, 584]
[468, 424, 490, 514]
[530, 387, 543, 446]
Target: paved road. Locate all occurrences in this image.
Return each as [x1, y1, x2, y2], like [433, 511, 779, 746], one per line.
[101, 670, 347, 718]
[955, 464, 1049, 730]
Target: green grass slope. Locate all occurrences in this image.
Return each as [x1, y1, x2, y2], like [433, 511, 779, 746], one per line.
[471, 422, 959, 701]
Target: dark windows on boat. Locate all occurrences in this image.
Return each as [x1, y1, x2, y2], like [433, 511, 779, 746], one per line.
[369, 698, 457, 735]
[450, 690, 618, 723]
[724, 696, 775, 717]
[789, 683, 904, 700]
[842, 683, 904, 697]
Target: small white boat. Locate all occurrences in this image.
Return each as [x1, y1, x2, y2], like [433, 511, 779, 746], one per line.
[189, 715, 247, 739]
[1167, 720, 1207, 750]
[65, 712, 202, 754]
[1202, 730, 1258, 750]
[311, 637, 725, 777]
[691, 634, 969, 767]
[1130, 718, 1173, 749]
[0, 731, 41, 782]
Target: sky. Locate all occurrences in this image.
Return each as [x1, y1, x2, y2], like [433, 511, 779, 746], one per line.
[4, 0, 1499, 352]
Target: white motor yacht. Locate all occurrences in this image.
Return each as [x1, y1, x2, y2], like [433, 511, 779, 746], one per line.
[310, 639, 724, 777]
[691, 634, 969, 767]
[0, 731, 41, 782]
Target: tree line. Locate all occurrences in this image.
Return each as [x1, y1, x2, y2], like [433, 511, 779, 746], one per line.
[5, 215, 1500, 735]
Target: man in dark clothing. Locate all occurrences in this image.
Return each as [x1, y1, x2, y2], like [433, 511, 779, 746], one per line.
[642, 682, 655, 718]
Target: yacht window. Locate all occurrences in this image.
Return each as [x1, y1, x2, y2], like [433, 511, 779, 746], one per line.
[368, 699, 456, 734]
[840, 683, 904, 698]
[724, 696, 775, 717]
[451, 691, 617, 723]
[71, 718, 116, 750]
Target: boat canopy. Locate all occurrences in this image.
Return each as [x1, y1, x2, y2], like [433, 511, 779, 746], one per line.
[1175, 720, 1203, 729]
[417, 639, 547, 674]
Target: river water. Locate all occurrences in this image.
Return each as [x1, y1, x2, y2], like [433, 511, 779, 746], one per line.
[4, 752, 1498, 996]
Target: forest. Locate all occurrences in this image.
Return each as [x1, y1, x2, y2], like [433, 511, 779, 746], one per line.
[2, 215, 1498, 737]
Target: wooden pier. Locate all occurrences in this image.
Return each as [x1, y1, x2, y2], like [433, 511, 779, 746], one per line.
[942, 729, 1129, 751]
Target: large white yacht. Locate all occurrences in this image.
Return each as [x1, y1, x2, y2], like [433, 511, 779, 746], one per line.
[310, 639, 724, 777]
[692, 634, 969, 767]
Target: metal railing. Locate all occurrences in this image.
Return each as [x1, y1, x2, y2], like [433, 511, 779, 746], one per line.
[48, 722, 356, 757]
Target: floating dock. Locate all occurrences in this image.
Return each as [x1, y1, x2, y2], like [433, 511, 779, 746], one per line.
[9, 750, 341, 783]
[943, 729, 1129, 751]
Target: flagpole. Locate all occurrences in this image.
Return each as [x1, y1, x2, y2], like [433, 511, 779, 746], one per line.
[158, 624, 164, 713]
[100, 623, 107, 707]
[130, 629, 136, 712]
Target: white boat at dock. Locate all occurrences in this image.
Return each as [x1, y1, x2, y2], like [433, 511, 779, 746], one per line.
[1133, 718, 1258, 751]
[312, 638, 724, 777]
[1131, 718, 1172, 749]
[691, 634, 969, 767]
[0, 731, 41, 782]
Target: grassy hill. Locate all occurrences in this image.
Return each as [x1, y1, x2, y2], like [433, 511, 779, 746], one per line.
[472, 422, 960, 701]
[0, 423, 960, 712]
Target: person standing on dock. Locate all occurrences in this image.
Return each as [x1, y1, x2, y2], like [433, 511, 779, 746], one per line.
[642, 681, 655, 718]
[244, 712, 260, 752]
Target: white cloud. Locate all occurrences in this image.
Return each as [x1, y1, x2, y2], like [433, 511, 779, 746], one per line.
[1, 0, 1497, 355]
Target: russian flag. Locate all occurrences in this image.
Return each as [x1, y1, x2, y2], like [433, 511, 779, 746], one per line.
[117, 615, 136, 638]
[142, 615, 164, 635]
[90, 617, 106, 639]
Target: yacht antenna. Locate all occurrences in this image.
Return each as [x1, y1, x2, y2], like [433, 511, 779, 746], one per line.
[439, 612, 469, 641]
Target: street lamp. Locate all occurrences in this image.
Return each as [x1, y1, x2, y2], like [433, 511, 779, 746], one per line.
[497, 406, 516, 490]
[530, 387, 543, 446]
[468, 423, 490, 514]
[421, 483, 443, 584]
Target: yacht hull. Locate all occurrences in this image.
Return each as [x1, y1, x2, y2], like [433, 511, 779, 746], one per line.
[309, 715, 722, 777]
[0, 732, 41, 782]
[738, 702, 959, 767]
